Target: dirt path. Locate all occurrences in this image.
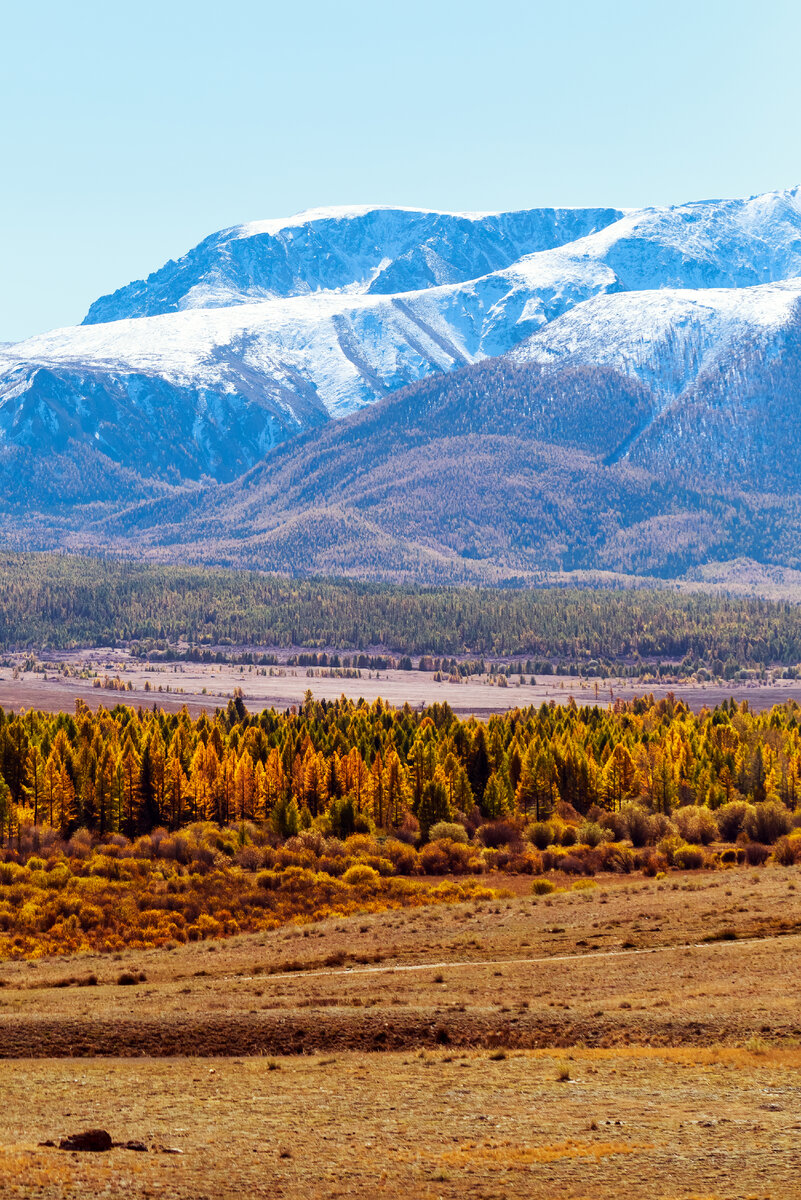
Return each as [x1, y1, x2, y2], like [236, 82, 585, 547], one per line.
[258, 931, 782, 983]
[3, 931, 800, 1059]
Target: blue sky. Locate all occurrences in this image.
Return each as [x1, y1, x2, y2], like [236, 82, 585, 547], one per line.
[2, 0, 799, 341]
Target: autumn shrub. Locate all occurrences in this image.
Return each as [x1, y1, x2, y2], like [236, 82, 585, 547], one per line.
[716, 800, 756, 842]
[596, 842, 636, 873]
[234, 845, 262, 870]
[525, 821, 555, 850]
[672, 843, 705, 870]
[772, 836, 800, 866]
[621, 804, 661, 847]
[293, 830, 328, 856]
[638, 850, 668, 876]
[673, 806, 719, 846]
[190, 913, 223, 939]
[273, 847, 316, 871]
[342, 834, 382, 858]
[342, 864, 380, 888]
[656, 834, 685, 866]
[744, 842, 770, 866]
[477, 820, 519, 849]
[576, 821, 608, 848]
[382, 838, 420, 875]
[596, 810, 627, 842]
[419, 839, 476, 875]
[256, 869, 281, 890]
[497, 852, 536, 874]
[67, 829, 92, 859]
[428, 821, 469, 845]
[559, 854, 594, 876]
[554, 799, 582, 825]
[744, 801, 792, 845]
[557, 823, 578, 847]
[481, 848, 501, 871]
[531, 878, 556, 895]
[390, 812, 419, 846]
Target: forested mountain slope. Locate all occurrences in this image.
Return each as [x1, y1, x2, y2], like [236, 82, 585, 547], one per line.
[69, 353, 801, 582]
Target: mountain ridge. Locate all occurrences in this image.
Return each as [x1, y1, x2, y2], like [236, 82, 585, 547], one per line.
[3, 187, 801, 585]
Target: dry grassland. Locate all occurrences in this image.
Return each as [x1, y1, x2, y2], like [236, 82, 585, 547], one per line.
[1, 1048, 800, 1199]
[2, 865, 801, 1196]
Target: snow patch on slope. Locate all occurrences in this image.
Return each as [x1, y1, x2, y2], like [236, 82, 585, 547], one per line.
[3, 249, 622, 425]
[512, 278, 801, 399]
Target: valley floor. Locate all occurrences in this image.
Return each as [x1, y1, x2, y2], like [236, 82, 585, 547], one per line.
[0, 652, 798, 716]
[1, 865, 801, 1195]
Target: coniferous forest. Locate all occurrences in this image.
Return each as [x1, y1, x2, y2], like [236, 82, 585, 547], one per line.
[1, 691, 799, 848]
[2, 552, 801, 672]
[1, 691, 800, 957]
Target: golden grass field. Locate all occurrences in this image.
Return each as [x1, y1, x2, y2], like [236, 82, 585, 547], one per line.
[1, 864, 801, 1196]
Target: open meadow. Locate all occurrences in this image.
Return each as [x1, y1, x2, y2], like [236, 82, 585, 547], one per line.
[1, 650, 800, 717]
[1, 865, 801, 1197]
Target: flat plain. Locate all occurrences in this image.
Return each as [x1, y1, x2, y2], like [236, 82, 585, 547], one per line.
[1, 864, 801, 1197]
[0, 652, 799, 716]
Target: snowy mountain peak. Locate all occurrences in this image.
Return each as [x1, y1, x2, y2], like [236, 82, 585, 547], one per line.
[81, 203, 625, 325]
[3, 184, 801, 506]
[234, 203, 499, 239]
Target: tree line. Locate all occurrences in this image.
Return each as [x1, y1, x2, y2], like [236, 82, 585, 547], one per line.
[0, 691, 800, 846]
[1, 552, 801, 670]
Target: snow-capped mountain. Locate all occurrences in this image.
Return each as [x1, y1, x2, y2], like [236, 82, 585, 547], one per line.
[3, 185, 801, 583]
[82, 204, 624, 322]
[4, 187, 801, 487]
[513, 277, 801, 401]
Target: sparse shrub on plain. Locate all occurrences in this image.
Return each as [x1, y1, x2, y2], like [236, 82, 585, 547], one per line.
[531, 878, 556, 895]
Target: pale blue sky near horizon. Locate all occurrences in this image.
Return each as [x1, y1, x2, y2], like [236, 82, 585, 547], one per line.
[2, 0, 800, 342]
